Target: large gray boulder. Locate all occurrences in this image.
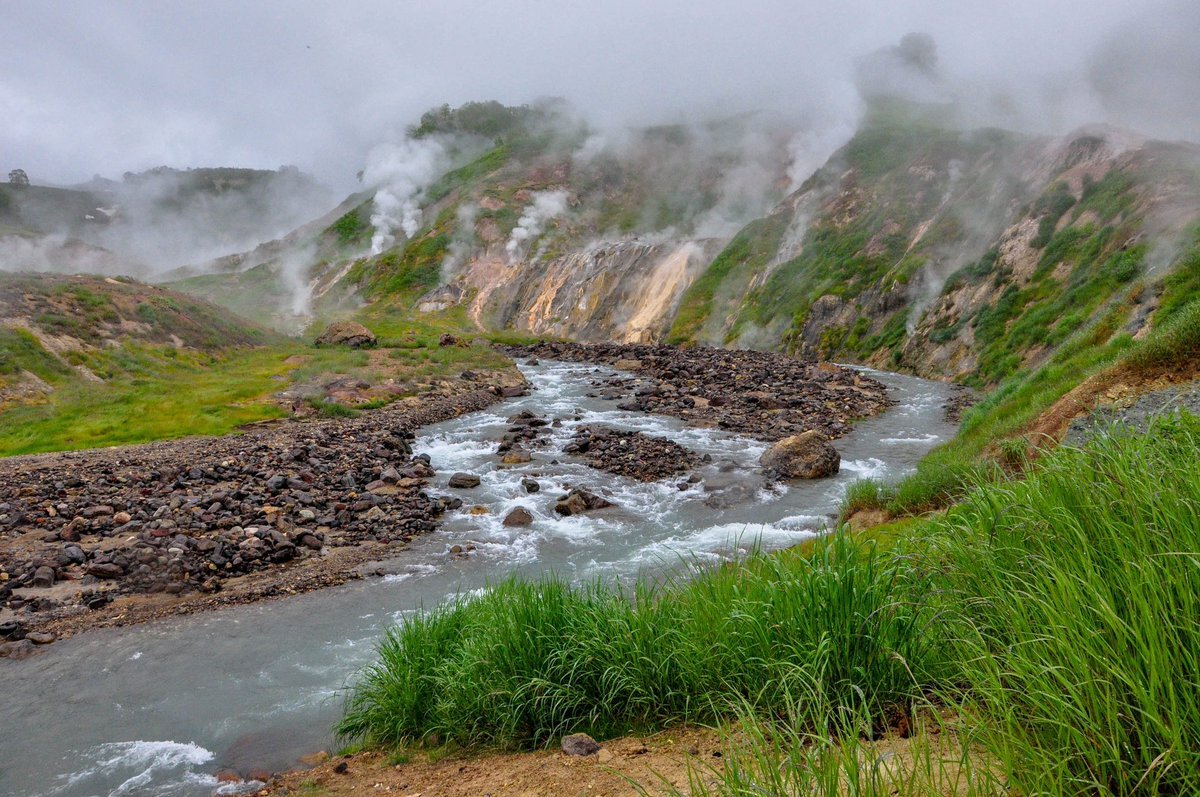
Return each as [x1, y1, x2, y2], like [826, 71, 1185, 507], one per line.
[760, 431, 840, 479]
[314, 322, 377, 348]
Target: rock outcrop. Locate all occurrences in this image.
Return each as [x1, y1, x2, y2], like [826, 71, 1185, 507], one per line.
[314, 322, 377, 348]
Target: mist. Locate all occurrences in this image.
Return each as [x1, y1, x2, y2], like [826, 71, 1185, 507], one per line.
[2, 0, 1194, 200]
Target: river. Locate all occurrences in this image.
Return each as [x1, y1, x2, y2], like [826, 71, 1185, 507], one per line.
[0, 360, 956, 797]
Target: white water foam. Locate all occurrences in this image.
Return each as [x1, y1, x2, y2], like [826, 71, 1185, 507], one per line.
[50, 740, 215, 797]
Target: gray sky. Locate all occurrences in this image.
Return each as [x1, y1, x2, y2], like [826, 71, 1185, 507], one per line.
[2, 0, 1192, 193]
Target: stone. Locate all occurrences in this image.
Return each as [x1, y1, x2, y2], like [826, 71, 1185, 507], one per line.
[31, 565, 56, 588]
[25, 631, 55, 644]
[0, 639, 35, 660]
[613, 359, 643, 371]
[502, 507, 534, 527]
[554, 488, 614, 516]
[501, 448, 532, 465]
[314, 321, 377, 348]
[86, 562, 124, 580]
[759, 431, 840, 479]
[448, 473, 481, 489]
[521, 478, 540, 493]
[561, 733, 602, 756]
[113, 511, 132, 525]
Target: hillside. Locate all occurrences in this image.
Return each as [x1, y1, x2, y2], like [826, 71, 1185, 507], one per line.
[0, 272, 275, 415]
[172, 102, 795, 338]
[171, 101, 1200, 400]
[0, 165, 333, 273]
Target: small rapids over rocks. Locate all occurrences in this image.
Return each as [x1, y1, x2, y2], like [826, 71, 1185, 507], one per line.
[0, 361, 956, 797]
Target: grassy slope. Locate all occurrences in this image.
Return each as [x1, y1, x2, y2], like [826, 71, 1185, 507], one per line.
[0, 272, 515, 457]
[339, 413, 1200, 795]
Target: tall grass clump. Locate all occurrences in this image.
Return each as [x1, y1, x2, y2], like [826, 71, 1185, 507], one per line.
[930, 415, 1200, 794]
[338, 534, 949, 750]
[1124, 297, 1200, 371]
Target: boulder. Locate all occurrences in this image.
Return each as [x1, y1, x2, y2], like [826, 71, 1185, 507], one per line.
[501, 448, 532, 465]
[561, 733, 602, 756]
[759, 431, 840, 479]
[86, 562, 125, 580]
[502, 507, 534, 527]
[314, 322, 377, 349]
[0, 639, 35, 660]
[448, 473, 481, 489]
[554, 488, 614, 517]
[31, 566, 56, 588]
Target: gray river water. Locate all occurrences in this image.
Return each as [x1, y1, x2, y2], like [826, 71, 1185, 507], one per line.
[0, 361, 956, 797]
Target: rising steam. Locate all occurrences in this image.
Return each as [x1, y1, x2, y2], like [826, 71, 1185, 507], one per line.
[362, 137, 447, 255]
[505, 189, 569, 261]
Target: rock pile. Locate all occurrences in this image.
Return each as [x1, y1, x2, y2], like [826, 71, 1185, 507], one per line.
[564, 426, 705, 482]
[506, 343, 891, 441]
[0, 389, 501, 652]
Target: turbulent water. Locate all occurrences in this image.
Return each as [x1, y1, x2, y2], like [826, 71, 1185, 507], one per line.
[0, 361, 956, 797]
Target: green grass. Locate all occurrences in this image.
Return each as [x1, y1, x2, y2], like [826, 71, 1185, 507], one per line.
[0, 345, 294, 455]
[342, 415, 1200, 795]
[0, 301, 514, 457]
[927, 414, 1200, 794]
[338, 533, 947, 750]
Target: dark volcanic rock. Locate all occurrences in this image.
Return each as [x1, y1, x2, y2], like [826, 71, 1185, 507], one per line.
[760, 431, 840, 479]
[566, 426, 702, 482]
[561, 733, 602, 756]
[448, 473, 482, 489]
[553, 488, 614, 516]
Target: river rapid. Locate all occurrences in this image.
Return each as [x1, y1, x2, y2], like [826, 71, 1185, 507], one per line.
[0, 360, 957, 797]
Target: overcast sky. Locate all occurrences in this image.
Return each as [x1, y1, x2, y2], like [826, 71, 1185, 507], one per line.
[2, 0, 1193, 193]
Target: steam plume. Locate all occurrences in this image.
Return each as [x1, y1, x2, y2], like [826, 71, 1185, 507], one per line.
[505, 189, 569, 261]
[362, 137, 447, 255]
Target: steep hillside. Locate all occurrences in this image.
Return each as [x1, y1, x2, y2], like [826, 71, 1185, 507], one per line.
[170, 100, 1200, 425]
[670, 103, 1200, 389]
[174, 102, 795, 337]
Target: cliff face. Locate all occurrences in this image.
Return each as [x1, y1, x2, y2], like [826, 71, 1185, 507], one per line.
[422, 238, 723, 342]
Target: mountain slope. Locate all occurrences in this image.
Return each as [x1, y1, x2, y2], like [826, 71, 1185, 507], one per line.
[670, 103, 1200, 388]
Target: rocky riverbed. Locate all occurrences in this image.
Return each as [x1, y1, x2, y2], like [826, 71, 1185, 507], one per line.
[0, 385, 521, 657]
[505, 342, 892, 441]
[0, 343, 893, 660]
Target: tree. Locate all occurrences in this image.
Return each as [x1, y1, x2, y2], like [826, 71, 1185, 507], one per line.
[8, 169, 29, 186]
